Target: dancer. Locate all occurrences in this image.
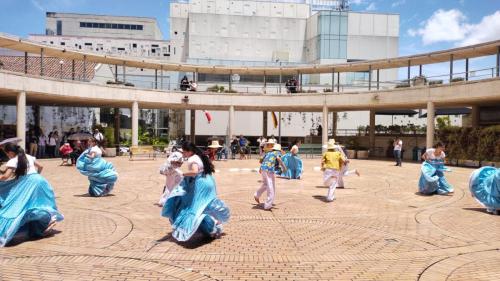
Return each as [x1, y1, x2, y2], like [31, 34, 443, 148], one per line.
[255, 143, 287, 210]
[76, 137, 118, 197]
[322, 141, 346, 202]
[469, 167, 500, 215]
[331, 139, 360, 188]
[418, 142, 453, 195]
[280, 140, 303, 179]
[162, 142, 230, 241]
[157, 151, 184, 207]
[0, 143, 63, 247]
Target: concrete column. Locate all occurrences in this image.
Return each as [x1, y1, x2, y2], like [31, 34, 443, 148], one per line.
[262, 111, 268, 137]
[369, 110, 376, 152]
[114, 108, 120, 148]
[131, 101, 139, 147]
[465, 58, 469, 81]
[24, 52, 28, 74]
[331, 111, 337, 138]
[263, 72, 267, 94]
[16, 91, 26, 149]
[322, 104, 328, 150]
[471, 105, 479, 129]
[450, 54, 454, 82]
[368, 65, 372, 91]
[190, 109, 196, 144]
[228, 105, 235, 142]
[426, 101, 435, 149]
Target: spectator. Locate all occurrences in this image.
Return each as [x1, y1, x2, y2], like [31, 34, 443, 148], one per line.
[47, 132, 57, 158]
[38, 131, 47, 159]
[217, 140, 228, 161]
[230, 137, 239, 160]
[94, 129, 104, 147]
[393, 137, 403, 167]
[59, 143, 73, 166]
[238, 135, 249, 160]
[257, 136, 267, 156]
[317, 124, 323, 137]
[189, 80, 197, 92]
[180, 75, 189, 91]
[70, 141, 83, 166]
[28, 129, 38, 157]
[289, 77, 298, 93]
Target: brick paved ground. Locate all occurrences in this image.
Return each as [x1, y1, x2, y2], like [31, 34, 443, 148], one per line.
[1, 157, 499, 280]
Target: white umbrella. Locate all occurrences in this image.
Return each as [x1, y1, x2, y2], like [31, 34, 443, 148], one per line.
[0, 137, 22, 146]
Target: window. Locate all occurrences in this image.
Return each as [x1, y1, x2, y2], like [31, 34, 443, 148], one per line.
[60, 42, 65, 46]
[56, 20, 62, 35]
[131, 25, 137, 30]
[92, 22, 98, 28]
[118, 24, 124, 29]
[105, 23, 111, 28]
[124, 24, 130, 29]
[132, 43, 137, 48]
[137, 25, 143, 30]
[99, 23, 105, 28]
[86, 22, 92, 28]
[117, 47, 125, 51]
[84, 43, 92, 46]
[112, 24, 117, 29]
[80, 22, 85, 28]
[152, 44, 159, 47]
[152, 48, 156, 53]
[50, 41, 53, 44]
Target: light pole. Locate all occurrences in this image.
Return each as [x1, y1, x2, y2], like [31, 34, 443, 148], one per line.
[59, 60, 64, 79]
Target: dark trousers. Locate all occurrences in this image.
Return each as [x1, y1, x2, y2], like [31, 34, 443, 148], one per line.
[394, 150, 402, 166]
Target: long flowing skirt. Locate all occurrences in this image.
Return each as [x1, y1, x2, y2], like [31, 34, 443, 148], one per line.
[418, 161, 454, 195]
[469, 167, 500, 212]
[76, 150, 118, 197]
[162, 174, 230, 242]
[280, 153, 303, 179]
[0, 174, 64, 247]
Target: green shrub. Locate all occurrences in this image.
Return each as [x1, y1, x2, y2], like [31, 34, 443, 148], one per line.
[450, 77, 465, 83]
[437, 125, 500, 161]
[429, 80, 443, 85]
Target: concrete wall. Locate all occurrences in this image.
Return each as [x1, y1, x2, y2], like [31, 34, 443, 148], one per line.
[45, 13, 162, 40]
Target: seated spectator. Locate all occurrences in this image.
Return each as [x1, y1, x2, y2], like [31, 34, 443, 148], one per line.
[289, 77, 298, 93]
[59, 143, 73, 166]
[217, 141, 228, 161]
[180, 75, 189, 91]
[189, 80, 197, 92]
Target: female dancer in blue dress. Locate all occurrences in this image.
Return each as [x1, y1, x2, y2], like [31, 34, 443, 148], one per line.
[162, 142, 230, 241]
[76, 137, 117, 197]
[418, 142, 454, 195]
[469, 166, 500, 215]
[280, 140, 303, 179]
[0, 143, 63, 247]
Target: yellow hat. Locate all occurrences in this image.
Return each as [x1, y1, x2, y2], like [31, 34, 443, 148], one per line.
[327, 142, 336, 150]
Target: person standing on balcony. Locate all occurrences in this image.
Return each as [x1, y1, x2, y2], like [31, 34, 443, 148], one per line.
[393, 137, 403, 166]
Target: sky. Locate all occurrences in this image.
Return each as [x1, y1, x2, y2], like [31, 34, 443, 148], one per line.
[0, 0, 499, 77]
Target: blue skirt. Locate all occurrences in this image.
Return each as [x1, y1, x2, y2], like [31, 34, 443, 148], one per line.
[469, 167, 500, 211]
[280, 153, 303, 179]
[77, 150, 118, 197]
[162, 174, 230, 242]
[418, 161, 454, 195]
[0, 173, 64, 247]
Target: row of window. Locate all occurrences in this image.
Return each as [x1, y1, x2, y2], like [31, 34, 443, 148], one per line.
[79, 22, 144, 31]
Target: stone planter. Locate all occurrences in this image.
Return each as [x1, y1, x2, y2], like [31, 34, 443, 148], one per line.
[481, 161, 495, 167]
[346, 149, 357, 159]
[104, 147, 117, 157]
[463, 160, 480, 168]
[357, 150, 369, 159]
[449, 159, 458, 166]
[495, 162, 500, 168]
[457, 159, 467, 166]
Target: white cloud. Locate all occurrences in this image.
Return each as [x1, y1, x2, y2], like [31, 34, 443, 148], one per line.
[459, 11, 500, 46]
[408, 9, 500, 46]
[392, 0, 406, 8]
[350, 0, 365, 5]
[365, 2, 377, 11]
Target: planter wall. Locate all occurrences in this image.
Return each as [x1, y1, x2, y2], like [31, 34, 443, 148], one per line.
[104, 147, 117, 157]
[357, 150, 369, 159]
[346, 149, 357, 159]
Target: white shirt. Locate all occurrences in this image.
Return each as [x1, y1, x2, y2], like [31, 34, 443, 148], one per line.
[48, 137, 57, 146]
[89, 146, 102, 158]
[394, 140, 403, 151]
[38, 136, 46, 146]
[6, 154, 37, 175]
[94, 132, 104, 141]
[187, 155, 204, 174]
[425, 148, 446, 160]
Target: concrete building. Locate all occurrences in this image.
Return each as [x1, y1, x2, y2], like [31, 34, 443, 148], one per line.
[170, 0, 407, 138]
[24, 12, 176, 140]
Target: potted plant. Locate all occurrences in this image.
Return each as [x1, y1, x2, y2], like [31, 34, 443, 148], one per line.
[345, 137, 359, 159]
[356, 146, 369, 159]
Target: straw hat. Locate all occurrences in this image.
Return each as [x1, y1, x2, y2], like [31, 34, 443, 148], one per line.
[272, 143, 282, 151]
[208, 140, 222, 148]
[327, 142, 336, 150]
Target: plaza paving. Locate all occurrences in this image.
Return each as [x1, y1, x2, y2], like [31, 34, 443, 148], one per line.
[1, 156, 499, 281]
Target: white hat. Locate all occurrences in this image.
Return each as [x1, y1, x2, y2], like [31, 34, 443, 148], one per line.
[272, 143, 282, 151]
[266, 139, 276, 145]
[327, 142, 336, 150]
[208, 140, 222, 148]
[167, 151, 184, 163]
